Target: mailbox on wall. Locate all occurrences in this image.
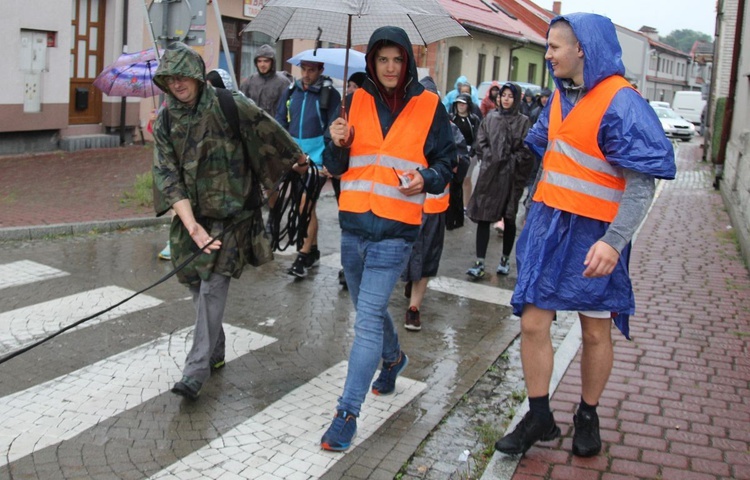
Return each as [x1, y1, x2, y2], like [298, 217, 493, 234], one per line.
[75, 88, 89, 111]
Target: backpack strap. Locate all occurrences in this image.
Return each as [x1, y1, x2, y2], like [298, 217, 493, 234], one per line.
[216, 87, 241, 140]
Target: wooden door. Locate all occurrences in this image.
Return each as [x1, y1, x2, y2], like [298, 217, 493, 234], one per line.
[69, 0, 106, 125]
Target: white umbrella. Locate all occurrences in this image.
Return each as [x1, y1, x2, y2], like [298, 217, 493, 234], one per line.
[287, 48, 366, 80]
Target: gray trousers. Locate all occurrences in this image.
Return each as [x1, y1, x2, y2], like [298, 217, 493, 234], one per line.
[183, 273, 230, 384]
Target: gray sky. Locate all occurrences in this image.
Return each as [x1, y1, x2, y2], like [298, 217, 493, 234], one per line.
[544, 0, 717, 37]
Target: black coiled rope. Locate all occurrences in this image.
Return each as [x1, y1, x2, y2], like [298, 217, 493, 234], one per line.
[268, 162, 325, 252]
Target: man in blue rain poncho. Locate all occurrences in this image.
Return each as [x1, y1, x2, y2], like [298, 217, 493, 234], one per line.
[495, 14, 675, 457]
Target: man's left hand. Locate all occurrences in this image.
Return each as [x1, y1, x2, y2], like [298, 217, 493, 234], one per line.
[583, 240, 619, 278]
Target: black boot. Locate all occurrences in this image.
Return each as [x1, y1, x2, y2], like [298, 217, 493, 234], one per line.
[495, 411, 560, 455]
[572, 409, 602, 457]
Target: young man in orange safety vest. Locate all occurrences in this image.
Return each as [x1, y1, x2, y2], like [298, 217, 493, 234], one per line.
[496, 13, 676, 457]
[320, 26, 454, 452]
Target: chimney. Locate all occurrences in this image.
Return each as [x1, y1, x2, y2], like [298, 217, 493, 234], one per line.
[552, 1, 561, 14]
[638, 25, 660, 41]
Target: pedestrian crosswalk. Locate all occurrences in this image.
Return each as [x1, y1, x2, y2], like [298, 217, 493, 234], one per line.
[0, 259, 437, 478]
[0, 257, 511, 479]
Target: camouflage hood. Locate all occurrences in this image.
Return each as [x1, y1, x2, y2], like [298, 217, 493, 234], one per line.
[153, 42, 206, 92]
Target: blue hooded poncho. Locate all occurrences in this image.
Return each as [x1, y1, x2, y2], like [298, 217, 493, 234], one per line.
[511, 13, 676, 339]
[442, 75, 480, 112]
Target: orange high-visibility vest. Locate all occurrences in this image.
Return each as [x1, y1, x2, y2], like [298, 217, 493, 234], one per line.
[423, 183, 450, 214]
[339, 89, 438, 225]
[533, 75, 633, 223]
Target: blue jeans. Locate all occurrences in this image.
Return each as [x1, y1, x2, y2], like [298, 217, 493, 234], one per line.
[337, 231, 413, 416]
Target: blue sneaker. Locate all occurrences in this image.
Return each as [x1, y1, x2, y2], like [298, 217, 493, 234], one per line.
[321, 410, 357, 451]
[371, 351, 409, 395]
[158, 243, 171, 261]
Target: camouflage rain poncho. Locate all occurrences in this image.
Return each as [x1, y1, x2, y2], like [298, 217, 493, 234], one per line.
[152, 43, 302, 285]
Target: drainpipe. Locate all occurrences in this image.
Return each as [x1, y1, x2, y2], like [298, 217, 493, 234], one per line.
[507, 38, 528, 81]
[714, 0, 745, 182]
[119, 0, 129, 145]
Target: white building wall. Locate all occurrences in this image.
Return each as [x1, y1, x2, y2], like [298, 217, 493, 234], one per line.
[716, 0, 738, 99]
[720, 2, 750, 263]
[3, 0, 71, 107]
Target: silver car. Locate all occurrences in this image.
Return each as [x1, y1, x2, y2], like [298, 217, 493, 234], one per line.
[652, 106, 696, 142]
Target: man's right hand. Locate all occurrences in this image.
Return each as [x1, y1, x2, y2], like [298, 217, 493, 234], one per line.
[172, 199, 221, 254]
[329, 117, 351, 147]
[188, 223, 222, 254]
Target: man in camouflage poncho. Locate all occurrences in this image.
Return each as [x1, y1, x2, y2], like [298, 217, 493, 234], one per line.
[152, 42, 308, 401]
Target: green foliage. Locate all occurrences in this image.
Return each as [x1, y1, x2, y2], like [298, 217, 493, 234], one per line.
[660, 29, 712, 53]
[121, 171, 154, 207]
[712, 97, 726, 164]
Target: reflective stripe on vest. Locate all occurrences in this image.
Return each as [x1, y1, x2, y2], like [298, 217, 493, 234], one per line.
[533, 75, 633, 223]
[424, 183, 450, 214]
[339, 89, 438, 225]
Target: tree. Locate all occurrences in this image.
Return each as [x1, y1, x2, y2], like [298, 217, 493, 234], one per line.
[661, 29, 712, 53]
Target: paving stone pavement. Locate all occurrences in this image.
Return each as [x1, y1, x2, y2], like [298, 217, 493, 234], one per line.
[480, 142, 750, 480]
[0, 139, 748, 480]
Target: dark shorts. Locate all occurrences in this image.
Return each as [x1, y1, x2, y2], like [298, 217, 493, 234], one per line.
[401, 212, 446, 281]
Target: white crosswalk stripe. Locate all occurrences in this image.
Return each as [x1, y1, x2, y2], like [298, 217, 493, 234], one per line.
[0, 286, 163, 354]
[0, 324, 276, 466]
[0, 260, 69, 290]
[149, 361, 426, 480]
[428, 276, 514, 306]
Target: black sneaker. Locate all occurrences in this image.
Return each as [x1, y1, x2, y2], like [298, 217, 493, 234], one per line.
[288, 254, 308, 278]
[405, 307, 421, 331]
[371, 351, 409, 395]
[495, 411, 561, 455]
[320, 410, 358, 452]
[171, 376, 202, 401]
[338, 268, 348, 289]
[572, 409, 602, 457]
[305, 249, 320, 269]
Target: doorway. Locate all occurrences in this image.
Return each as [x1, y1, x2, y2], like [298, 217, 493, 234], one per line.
[69, 0, 106, 125]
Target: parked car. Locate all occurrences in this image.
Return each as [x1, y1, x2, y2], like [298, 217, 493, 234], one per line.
[671, 91, 705, 125]
[477, 80, 541, 100]
[652, 106, 696, 141]
[650, 100, 670, 108]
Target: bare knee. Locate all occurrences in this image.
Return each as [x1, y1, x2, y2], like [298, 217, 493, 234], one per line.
[580, 319, 612, 347]
[520, 305, 555, 340]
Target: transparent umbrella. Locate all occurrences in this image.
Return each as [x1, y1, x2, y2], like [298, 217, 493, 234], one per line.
[243, 0, 469, 117]
[287, 48, 366, 80]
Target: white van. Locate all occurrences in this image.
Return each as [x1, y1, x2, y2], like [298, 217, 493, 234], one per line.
[672, 91, 705, 125]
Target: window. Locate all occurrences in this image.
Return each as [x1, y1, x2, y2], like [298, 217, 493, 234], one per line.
[492, 56, 501, 80]
[527, 63, 537, 84]
[511, 57, 519, 81]
[477, 53, 486, 85]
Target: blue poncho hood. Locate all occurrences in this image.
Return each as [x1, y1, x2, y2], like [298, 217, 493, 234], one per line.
[548, 13, 625, 92]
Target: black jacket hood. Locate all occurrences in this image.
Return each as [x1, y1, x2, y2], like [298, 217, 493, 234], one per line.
[365, 26, 422, 98]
